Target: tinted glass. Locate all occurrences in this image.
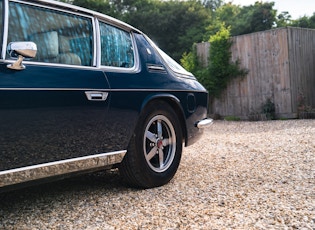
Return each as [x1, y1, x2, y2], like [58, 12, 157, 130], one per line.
[7, 2, 93, 66]
[145, 35, 193, 76]
[100, 22, 134, 68]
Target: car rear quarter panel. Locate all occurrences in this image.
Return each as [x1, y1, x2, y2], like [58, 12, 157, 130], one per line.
[103, 33, 208, 147]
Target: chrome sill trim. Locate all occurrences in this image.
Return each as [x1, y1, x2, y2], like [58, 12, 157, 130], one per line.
[196, 118, 213, 129]
[0, 150, 126, 188]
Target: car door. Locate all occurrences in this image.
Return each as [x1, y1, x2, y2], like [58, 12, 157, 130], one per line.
[0, 1, 111, 172]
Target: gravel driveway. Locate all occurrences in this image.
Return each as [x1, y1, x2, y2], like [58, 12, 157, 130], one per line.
[0, 120, 314, 229]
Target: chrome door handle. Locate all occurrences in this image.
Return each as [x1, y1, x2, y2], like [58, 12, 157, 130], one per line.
[85, 91, 108, 101]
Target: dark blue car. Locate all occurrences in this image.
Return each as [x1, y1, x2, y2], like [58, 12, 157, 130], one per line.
[0, 0, 212, 190]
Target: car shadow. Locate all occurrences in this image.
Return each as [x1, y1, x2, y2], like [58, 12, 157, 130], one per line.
[0, 169, 131, 212]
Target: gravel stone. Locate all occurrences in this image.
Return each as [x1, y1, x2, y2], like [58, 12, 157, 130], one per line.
[0, 120, 314, 229]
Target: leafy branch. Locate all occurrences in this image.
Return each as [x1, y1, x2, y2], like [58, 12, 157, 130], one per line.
[181, 24, 248, 98]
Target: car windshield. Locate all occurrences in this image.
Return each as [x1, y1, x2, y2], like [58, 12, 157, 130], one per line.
[145, 35, 193, 77]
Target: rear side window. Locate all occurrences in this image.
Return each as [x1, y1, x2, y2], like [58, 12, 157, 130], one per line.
[7, 2, 93, 66]
[100, 22, 134, 68]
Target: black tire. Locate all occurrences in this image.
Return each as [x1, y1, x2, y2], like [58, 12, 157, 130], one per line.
[119, 101, 183, 188]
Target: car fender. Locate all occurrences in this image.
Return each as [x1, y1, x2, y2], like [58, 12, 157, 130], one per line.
[140, 93, 188, 144]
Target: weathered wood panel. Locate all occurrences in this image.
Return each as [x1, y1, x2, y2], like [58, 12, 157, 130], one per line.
[288, 27, 315, 112]
[197, 27, 315, 119]
[196, 42, 210, 67]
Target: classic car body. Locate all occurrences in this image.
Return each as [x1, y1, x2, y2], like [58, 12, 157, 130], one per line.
[0, 0, 212, 190]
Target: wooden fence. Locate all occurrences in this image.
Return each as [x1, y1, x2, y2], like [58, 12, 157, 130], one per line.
[197, 27, 315, 119]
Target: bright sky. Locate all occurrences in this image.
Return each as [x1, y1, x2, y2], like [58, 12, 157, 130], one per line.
[230, 0, 315, 19]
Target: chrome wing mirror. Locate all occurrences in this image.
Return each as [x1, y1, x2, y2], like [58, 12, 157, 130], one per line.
[7, 42, 37, 70]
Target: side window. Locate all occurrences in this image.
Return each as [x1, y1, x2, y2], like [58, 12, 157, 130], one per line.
[100, 22, 134, 68]
[7, 2, 93, 66]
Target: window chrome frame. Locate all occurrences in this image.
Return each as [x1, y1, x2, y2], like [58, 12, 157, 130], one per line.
[91, 16, 98, 67]
[4, 0, 97, 68]
[94, 17, 101, 68]
[2, 0, 141, 72]
[98, 19, 140, 73]
[33, 0, 140, 33]
[1, 0, 9, 60]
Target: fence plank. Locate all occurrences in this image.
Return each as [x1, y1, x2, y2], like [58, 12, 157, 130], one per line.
[197, 27, 315, 119]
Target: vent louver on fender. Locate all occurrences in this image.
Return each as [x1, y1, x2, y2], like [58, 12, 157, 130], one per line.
[147, 64, 167, 73]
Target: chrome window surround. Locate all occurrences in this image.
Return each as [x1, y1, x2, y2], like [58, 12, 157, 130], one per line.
[1, 0, 140, 72]
[32, 0, 139, 33]
[97, 20, 140, 73]
[94, 17, 101, 68]
[1, 0, 9, 59]
[2, 1, 92, 64]
[92, 16, 98, 66]
[6, 0, 97, 66]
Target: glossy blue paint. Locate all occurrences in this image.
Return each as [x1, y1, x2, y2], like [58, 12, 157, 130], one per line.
[0, 63, 113, 171]
[103, 33, 208, 147]
[0, 0, 209, 187]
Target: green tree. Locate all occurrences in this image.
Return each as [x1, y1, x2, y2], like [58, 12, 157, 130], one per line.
[202, 0, 224, 11]
[292, 16, 311, 28]
[206, 25, 248, 97]
[310, 13, 315, 28]
[213, 3, 241, 36]
[125, 0, 210, 61]
[213, 1, 277, 36]
[181, 25, 248, 98]
[291, 13, 315, 28]
[235, 2, 277, 35]
[249, 2, 276, 32]
[59, 0, 211, 61]
[58, 0, 117, 17]
[72, 0, 117, 17]
[276, 11, 292, 27]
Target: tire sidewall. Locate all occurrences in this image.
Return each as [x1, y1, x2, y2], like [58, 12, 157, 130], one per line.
[133, 102, 183, 187]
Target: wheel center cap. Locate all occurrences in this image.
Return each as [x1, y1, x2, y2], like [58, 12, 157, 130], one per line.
[157, 139, 163, 149]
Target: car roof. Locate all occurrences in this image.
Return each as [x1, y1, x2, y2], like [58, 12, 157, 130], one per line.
[27, 0, 141, 33]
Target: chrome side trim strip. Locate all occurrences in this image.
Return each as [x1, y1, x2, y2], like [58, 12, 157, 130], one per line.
[0, 88, 108, 91]
[0, 150, 126, 188]
[0, 88, 207, 93]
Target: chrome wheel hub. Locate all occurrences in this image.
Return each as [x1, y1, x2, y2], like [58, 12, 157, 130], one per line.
[143, 115, 176, 173]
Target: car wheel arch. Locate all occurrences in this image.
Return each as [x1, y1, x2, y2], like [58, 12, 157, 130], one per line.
[139, 94, 188, 145]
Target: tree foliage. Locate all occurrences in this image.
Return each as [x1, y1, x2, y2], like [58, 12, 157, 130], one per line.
[58, 0, 315, 98]
[290, 13, 315, 28]
[214, 1, 277, 36]
[181, 25, 248, 98]
[124, 0, 210, 62]
[58, 0, 315, 60]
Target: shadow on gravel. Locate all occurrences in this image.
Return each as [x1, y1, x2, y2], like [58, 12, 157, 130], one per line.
[0, 169, 130, 212]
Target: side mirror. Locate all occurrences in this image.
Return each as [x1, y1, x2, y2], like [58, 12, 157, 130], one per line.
[7, 42, 37, 70]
